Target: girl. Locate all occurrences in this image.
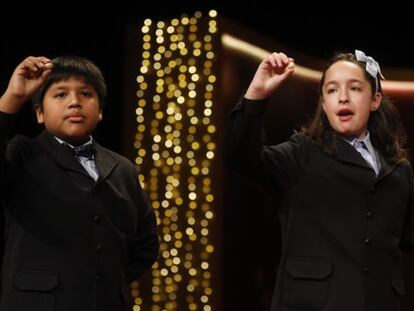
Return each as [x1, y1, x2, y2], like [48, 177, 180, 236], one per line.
[222, 51, 413, 311]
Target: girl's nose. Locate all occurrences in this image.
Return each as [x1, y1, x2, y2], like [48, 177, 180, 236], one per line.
[338, 89, 349, 104]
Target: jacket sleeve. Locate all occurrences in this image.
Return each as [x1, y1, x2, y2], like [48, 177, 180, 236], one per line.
[0, 111, 18, 288]
[126, 176, 159, 283]
[399, 162, 414, 252]
[0, 111, 18, 193]
[221, 97, 306, 191]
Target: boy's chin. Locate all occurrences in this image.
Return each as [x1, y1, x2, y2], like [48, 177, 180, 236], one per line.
[55, 134, 92, 146]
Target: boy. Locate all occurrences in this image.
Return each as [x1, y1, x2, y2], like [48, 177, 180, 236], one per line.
[0, 56, 159, 311]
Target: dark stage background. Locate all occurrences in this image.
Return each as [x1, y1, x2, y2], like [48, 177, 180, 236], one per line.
[1, 4, 413, 311]
[1, 5, 412, 150]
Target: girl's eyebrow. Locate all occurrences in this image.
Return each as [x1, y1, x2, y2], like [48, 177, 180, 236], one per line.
[325, 78, 363, 86]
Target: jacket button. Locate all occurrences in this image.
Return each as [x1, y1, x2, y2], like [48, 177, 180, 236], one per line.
[362, 266, 369, 274]
[95, 274, 101, 281]
[96, 244, 102, 251]
[364, 238, 372, 245]
[93, 215, 100, 223]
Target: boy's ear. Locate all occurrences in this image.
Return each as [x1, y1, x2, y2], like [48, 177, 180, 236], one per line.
[35, 108, 44, 124]
[98, 111, 103, 121]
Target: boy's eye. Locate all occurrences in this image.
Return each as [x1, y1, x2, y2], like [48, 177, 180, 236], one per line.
[326, 88, 336, 94]
[351, 86, 361, 92]
[55, 92, 66, 98]
[81, 91, 92, 97]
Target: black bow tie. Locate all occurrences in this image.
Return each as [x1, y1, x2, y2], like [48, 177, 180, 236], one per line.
[64, 143, 97, 160]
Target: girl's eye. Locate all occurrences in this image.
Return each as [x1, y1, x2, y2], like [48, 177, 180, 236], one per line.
[351, 86, 361, 92]
[326, 88, 336, 94]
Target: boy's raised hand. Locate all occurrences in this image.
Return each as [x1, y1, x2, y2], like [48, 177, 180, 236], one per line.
[245, 52, 295, 100]
[0, 56, 52, 113]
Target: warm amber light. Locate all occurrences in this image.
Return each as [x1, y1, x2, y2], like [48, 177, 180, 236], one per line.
[135, 9, 217, 311]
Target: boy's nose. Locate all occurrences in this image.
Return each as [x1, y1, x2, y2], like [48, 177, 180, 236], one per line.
[68, 95, 81, 107]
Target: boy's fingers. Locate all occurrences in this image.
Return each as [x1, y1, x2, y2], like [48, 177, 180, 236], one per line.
[22, 56, 52, 78]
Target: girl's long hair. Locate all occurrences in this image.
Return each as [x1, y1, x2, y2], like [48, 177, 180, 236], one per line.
[301, 52, 408, 165]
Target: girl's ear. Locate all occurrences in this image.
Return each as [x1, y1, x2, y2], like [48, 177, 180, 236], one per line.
[370, 92, 382, 111]
[98, 111, 103, 121]
[320, 96, 326, 113]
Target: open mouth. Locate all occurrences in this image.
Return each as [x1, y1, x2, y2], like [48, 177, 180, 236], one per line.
[337, 109, 353, 121]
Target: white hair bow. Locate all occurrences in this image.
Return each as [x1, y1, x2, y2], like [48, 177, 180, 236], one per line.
[355, 50, 385, 91]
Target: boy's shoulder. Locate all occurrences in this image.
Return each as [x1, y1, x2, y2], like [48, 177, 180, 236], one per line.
[8, 133, 39, 155]
[94, 142, 134, 166]
[94, 143, 139, 180]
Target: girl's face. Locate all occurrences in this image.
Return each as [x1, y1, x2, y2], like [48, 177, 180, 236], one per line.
[321, 60, 382, 139]
[36, 77, 102, 145]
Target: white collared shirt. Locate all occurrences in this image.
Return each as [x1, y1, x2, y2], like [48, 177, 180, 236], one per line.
[54, 136, 100, 181]
[345, 132, 381, 176]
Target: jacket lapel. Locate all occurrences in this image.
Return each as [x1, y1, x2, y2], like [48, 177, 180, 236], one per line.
[94, 143, 119, 182]
[376, 153, 396, 181]
[334, 138, 372, 170]
[333, 137, 396, 179]
[36, 130, 87, 176]
[37, 130, 120, 184]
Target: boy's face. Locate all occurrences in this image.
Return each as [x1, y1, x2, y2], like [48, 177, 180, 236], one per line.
[36, 77, 102, 145]
[321, 60, 381, 139]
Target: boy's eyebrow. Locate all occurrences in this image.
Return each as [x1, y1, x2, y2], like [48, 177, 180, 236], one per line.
[49, 82, 95, 90]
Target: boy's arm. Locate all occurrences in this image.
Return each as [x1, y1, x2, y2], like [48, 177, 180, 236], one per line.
[126, 184, 159, 283]
[0, 56, 52, 113]
[0, 56, 51, 191]
[0, 111, 18, 194]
